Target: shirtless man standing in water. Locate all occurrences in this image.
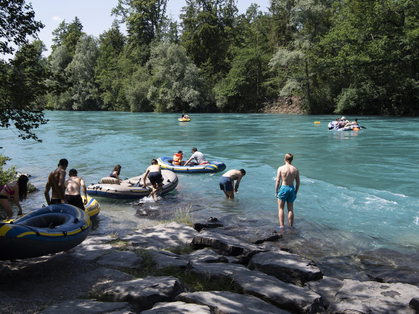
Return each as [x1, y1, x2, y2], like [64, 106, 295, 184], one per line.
[275, 153, 300, 229]
[65, 169, 88, 210]
[44, 159, 68, 205]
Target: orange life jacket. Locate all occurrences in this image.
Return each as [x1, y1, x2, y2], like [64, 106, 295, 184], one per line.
[173, 153, 183, 165]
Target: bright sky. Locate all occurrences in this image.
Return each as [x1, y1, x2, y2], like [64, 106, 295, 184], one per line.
[28, 0, 270, 56]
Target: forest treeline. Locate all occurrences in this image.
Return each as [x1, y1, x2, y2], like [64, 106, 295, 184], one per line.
[4, 0, 419, 120]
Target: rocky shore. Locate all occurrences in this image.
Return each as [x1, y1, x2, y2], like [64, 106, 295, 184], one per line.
[1, 218, 419, 314]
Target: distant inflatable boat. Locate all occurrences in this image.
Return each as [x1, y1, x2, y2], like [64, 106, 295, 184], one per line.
[86, 170, 178, 199]
[178, 118, 191, 122]
[157, 156, 226, 173]
[0, 204, 91, 260]
[328, 121, 362, 131]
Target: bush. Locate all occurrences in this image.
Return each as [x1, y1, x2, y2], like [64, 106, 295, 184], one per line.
[0, 155, 16, 187]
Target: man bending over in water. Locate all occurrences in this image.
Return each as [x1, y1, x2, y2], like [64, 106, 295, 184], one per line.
[275, 153, 300, 229]
[219, 169, 246, 200]
[65, 169, 88, 210]
[45, 158, 68, 205]
[143, 159, 163, 201]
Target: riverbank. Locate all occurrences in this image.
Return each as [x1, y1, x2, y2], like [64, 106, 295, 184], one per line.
[262, 96, 305, 114]
[1, 214, 419, 313]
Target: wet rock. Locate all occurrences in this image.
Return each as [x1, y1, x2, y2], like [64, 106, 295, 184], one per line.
[176, 291, 290, 314]
[96, 251, 142, 268]
[328, 279, 419, 314]
[141, 301, 212, 313]
[192, 221, 224, 232]
[248, 251, 323, 286]
[40, 299, 133, 313]
[102, 276, 187, 312]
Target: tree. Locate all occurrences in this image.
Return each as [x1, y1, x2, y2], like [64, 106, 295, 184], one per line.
[66, 35, 100, 110]
[95, 23, 127, 110]
[146, 42, 205, 111]
[51, 17, 84, 57]
[0, 0, 47, 141]
[112, 0, 168, 65]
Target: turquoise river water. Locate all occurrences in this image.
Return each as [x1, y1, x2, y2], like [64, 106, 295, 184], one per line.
[1, 111, 419, 277]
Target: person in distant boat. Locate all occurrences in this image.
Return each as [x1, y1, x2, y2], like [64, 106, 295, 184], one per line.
[65, 169, 87, 210]
[345, 118, 358, 127]
[0, 175, 28, 219]
[184, 113, 190, 119]
[184, 147, 208, 166]
[109, 165, 122, 183]
[172, 150, 184, 166]
[219, 169, 246, 200]
[337, 117, 346, 128]
[143, 159, 163, 201]
[45, 158, 68, 205]
[181, 112, 185, 118]
[275, 153, 300, 229]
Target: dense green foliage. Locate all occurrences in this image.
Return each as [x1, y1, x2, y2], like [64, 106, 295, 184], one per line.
[0, 155, 16, 187]
[2, 0, 419, 137]
[0, 0, 47, 140]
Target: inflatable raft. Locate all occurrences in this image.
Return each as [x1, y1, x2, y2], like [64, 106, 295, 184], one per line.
[86, 170, 178, 199]
[0, 204, 91, 260]
[83, 196, 100, 219]
[328, 121, 361, 131]
[157, 156, 226, 173]
[178, 118, 191, 122]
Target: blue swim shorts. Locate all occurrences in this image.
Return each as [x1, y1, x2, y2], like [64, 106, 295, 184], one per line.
[277, 185, 296, 203]
[219, 176, 233, 191]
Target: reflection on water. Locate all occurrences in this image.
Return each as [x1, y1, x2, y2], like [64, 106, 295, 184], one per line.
[1, 112, 419, 277]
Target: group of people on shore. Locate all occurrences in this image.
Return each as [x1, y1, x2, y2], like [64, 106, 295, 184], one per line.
[44, 158, 88, 210]
[1, 151, 300, 230]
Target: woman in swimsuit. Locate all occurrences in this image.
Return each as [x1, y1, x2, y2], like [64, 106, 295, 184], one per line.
[0, 175, 29, 219]
[109, 165, 122, 183]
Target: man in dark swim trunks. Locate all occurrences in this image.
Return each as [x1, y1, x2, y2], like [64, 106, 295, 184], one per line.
[65, 169, 88, 210]
[219, 169, 246, 200]
[45, 158, 68, 205]
[143, 159, 163, 201]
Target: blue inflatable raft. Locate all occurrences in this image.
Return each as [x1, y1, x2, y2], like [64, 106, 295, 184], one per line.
[157, 156, 226, 173]
[0, 204, 91, 260]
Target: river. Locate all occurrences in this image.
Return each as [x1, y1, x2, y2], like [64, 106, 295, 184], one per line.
[1, 111, 419, 278]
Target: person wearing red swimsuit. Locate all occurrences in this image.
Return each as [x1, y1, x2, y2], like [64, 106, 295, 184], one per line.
[0, 175, 28, 219]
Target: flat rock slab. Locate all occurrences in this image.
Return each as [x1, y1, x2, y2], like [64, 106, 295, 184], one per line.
[306, 276, 344, 306]
[103, 276, 186, 311]
[192, 230, 265, 258]
[189, 261, 323, 313]
[248, 251, 323, 286]
[40, 299, 132, 314]
[148, 250, 190, 269]
[73, 243, 116, 261]
[177, 291, 290, 314]
[184, 247, 229, 263]
[141, 301, 212, 313]
[328, 279, 419, 314]
[96, 251, 142, 268]
[123, 222, 198, 250]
